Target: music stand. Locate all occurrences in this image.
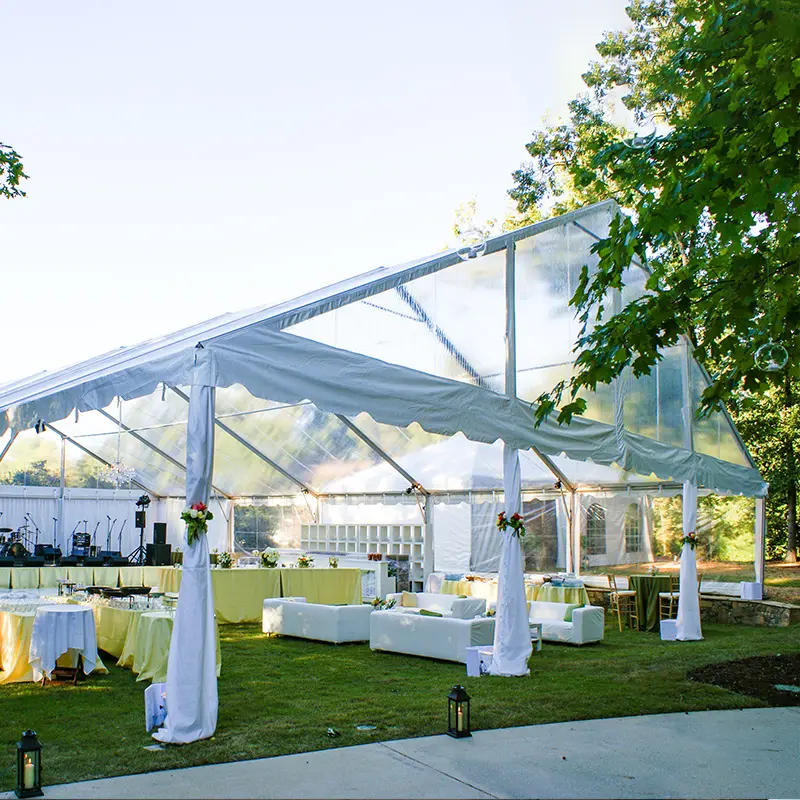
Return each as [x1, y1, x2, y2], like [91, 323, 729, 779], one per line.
[128, 495, 150, 565]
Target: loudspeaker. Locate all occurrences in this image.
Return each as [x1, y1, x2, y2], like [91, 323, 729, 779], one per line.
[153, 522, 167, 545]
[109, 555, 130, 566]
[135, 511, 146, 529]
[84, 556, 104, 567]
[25, 556, 45, 567]
[59, 555, 78, 566]
[146, 543, 172, 566]
[0, 556, 13, 567]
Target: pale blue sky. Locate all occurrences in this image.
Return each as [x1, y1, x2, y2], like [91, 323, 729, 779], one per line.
[1, 0, 629, 384]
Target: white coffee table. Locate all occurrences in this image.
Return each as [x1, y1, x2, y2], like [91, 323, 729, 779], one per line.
[529, 622, 543, 652]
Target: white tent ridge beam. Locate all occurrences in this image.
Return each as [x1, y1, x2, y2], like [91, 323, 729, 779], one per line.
[46, 423, 163, 499]
[95, 407, 234, 500]
[168, 386, 320, 499]
[334, 414, 429, 495]
[0, 201, 619, 418]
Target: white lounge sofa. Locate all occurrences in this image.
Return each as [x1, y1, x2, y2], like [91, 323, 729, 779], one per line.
[528, 600, 604, 645]
[262, 597, 372, 643]
[369, 591, 492, 662]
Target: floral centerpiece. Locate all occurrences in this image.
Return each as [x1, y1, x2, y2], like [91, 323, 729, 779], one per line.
[296, 553, 314, 569]
[180, 502, 214, 546]
[217, 551, 232, 569]
[496, 511, 526, 537]
[260, 549, 279, 568]
[371, 597, 396, 611]
[329, 556, 338, 568]
[682, 531, 699, 550]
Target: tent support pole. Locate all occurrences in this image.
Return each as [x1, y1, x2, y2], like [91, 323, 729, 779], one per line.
[58, 435, 66, 549]
[46, 423, 162, 498]
[754, 497, 766, 585]
[0, 431, 18, 464]
[570, 490, 580, 576]
[169, 386, 319, 498]
[423, 496, 433, 588]
[96, 407, 233, 499]
[334, 414, 428, 495]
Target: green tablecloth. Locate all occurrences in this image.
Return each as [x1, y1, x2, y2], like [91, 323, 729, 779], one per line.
[279, 568, 361, 605]
[10, 568, 40, 589]
[629, 574, 672, 631]
[534, 584, 590, 605]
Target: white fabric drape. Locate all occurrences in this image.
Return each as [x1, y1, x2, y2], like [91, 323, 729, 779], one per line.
[676, 480, 702, 641]
[487, 445, 531, 676]
[154, 375, 218, 743]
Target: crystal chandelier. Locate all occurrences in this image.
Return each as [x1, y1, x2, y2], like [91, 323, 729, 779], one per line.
[99, 397, 136, 487]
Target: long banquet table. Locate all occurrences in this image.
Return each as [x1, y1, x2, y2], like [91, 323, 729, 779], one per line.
[1, 566, 363, 625]
[440, 579, 590, 606]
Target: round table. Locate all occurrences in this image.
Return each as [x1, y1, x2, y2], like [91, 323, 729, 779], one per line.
[28, 605, 103, 681]
[534, 584, 590, 605]
[629, 574, 673, 631]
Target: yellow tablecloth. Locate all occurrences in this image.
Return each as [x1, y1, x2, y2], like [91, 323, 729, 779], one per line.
[441, 579, 541, 603]
[92, 567, 120, 587]
[10, 568, 40, 590]
[118, 566, 144, 587]
[154, 568, 182, 594]
[0, 610, 35, 683]
[0, 567, 12, 589]
[37, 567, 70, 588]
[534, 584, 590, 605]
[93, 605, 142, 659]
[211, 569, 282, 623]
[67, 567, 95, 586]
[279, 568, 361, 605]
[118, 611, 221, 683]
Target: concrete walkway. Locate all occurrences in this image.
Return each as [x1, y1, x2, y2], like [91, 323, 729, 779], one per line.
[5, 707, 799, 799]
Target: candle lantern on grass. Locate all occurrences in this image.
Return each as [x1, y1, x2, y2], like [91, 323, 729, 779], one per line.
[447, 685, 471, 738]
[15, 730, 43, 798]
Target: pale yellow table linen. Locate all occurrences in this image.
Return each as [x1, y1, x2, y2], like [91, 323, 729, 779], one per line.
[155, 567, 182, 593]
[118, 611, 221, 683]
[0, 610, 35, 683]
[279, 568, 361, 605]
[92, 567, 120, 587]
[67, 567, 95, 586]
[11, 568, 40, 590]
[37, 567, 69, 589]
[0, 567, 12, 589]
[534, 584, 590, 605]
[210, 569, 282, 623]
[118, 566, 144, 587]
[93, 605, 142, 659]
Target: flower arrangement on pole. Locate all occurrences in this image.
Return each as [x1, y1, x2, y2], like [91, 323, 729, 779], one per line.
[180, 502, 214, 546]
[496, 511, 526, 537]
[681, 531, 699, 550]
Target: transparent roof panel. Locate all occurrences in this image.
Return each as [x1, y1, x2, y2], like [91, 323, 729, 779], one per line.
[286, 249, 507, 392]
[215, 385, 385, 493]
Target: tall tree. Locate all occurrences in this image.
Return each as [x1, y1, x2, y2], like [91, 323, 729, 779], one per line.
[510, 0, 800, 561]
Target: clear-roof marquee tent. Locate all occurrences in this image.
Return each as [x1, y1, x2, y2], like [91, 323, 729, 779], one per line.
[0, 200, 767, 582]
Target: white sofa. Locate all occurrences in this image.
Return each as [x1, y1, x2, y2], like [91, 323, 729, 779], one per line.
[262, 598, 372, 643]
[528, 600, 604, 645]
[369, 592, 492, 663]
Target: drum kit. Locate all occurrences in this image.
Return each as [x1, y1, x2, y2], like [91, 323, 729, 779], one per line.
[0, 515, 40, 560]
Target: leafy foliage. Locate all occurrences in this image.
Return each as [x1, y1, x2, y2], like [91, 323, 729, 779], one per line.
[0, 143, 27, 199]
[511, 0, 800, 425]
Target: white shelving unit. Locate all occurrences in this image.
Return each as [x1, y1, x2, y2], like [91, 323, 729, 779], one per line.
[301, 523, 425, 592]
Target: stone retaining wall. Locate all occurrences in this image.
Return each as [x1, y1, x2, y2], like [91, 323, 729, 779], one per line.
[584, 587, 800, 627]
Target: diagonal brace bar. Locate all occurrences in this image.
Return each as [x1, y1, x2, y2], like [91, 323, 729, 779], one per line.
[169, 386, 319, 498]
[334, 414, 429, 495]
[46, 423, 162, 498]
[96, 407, 234, 499]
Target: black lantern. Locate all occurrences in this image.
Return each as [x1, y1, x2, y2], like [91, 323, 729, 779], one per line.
[447, 685, 471, 738]
[15, 730, 43, 798]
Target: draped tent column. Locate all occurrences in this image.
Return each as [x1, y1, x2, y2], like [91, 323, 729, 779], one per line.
[676, 480, 702, 641]
[487, 444, 532, 676]
[154, 351, 218, 743]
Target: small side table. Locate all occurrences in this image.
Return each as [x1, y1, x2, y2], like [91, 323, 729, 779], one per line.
[529, 622, 543, 652]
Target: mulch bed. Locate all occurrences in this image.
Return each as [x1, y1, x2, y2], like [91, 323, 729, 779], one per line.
[688, 653, 800, 706]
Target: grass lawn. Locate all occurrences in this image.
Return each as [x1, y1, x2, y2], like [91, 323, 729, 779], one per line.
[2, 621, 799, 791]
